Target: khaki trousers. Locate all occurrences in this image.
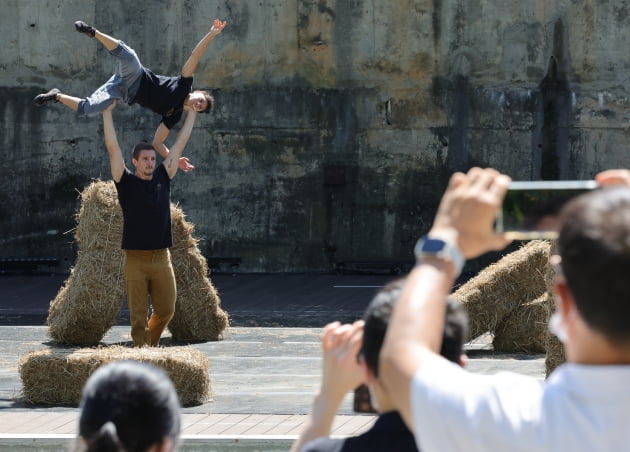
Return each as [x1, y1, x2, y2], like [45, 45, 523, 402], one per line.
[123, 249, 176, 347]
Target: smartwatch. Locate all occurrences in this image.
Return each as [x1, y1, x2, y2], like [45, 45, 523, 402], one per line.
[414, 236, 465, 278]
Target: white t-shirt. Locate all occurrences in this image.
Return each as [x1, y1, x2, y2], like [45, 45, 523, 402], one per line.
[411, 354, 630, 452]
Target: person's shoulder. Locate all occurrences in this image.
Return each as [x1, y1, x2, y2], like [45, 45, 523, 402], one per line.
[155, 164, 169, 177]
[115, 168, 133, 184]
[179, 75, 193, 90]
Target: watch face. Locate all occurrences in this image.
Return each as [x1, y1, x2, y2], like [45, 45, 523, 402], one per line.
[422, 239, 446, 252]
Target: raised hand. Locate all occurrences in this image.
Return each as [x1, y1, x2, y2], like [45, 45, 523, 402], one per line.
[319, 320, 365, 400]
[430, 167, 512, 259]
[104, 99, 117, 112]
[595, 169, 630, 187]
[211, 19, 227, 33]
[178, 157, 195, 172]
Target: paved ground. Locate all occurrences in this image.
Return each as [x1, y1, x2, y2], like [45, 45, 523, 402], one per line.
[0, 325, 544, 450]
[0, 271, 545, 451]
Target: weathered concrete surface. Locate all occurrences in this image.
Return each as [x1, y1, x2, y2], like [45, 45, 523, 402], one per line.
[0, 326, 544, 414]
[3, 1, 630, 272]
[0, 326, 543, 451]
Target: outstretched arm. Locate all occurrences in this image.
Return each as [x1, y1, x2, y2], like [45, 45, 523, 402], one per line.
[102, 101, 125, 183]
[290, 321, 365, 452]
[163, 110, 197, 179]
[152, 123, 194, 172]
[379, 168, 511, 431]
[181, 19, 227, 78]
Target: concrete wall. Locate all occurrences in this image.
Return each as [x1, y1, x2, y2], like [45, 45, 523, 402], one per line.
[2, 0, 630, 272]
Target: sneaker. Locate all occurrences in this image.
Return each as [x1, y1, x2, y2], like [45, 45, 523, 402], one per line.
[74, 20, 95, 38]
[33, 88, 60, 107]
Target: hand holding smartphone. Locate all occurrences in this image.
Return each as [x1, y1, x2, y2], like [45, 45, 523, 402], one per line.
[496, 180, 599, 240]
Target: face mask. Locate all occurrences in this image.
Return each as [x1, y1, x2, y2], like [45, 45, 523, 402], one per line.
[548, 311, 568, 343]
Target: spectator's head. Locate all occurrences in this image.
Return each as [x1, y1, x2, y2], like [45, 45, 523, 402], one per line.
[556, 186, 630, 347]
[75, 361, 181, 452]
[362, 279, 467, 411]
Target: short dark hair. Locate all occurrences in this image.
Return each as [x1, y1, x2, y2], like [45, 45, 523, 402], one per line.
[361, 279, 468, 377]
[557, 186, 630, 344]
[77, 361, 181, 452]
[194, 90, 214, 114]
[132, 142, 156, 160]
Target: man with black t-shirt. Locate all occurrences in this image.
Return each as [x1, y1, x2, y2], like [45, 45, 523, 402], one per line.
[35, 18, 226, 172]
[291, 282, 467, 452]
[101, 100, 196, 347]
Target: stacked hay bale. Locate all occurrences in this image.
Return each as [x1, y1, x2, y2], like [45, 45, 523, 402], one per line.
[169, 206, 229, 341]
[545, 332, 566, 376]
[19, 346, 210, 406]
[47, 180, 229, 345]
[452, 240, 552, 352]
[47, 181, 125, 345]
[542, 241, 566, 376]
[492, 292, 553, 353]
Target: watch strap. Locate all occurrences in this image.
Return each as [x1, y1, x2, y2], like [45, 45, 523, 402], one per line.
[414, 236, 464, 277]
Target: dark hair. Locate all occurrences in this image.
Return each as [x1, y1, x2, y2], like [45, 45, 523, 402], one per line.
[132, 142, 156, 161]
[194, 90, 214, 114]
[76, 361, 181, 452]
[557, 186, 630, 344]
[361, 279, 468, 377]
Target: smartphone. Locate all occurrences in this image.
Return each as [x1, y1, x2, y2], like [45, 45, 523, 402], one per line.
[496, 180, 599, 240]
[353, 384, 377, 413]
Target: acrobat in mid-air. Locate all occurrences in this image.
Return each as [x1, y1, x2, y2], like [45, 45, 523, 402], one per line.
[34, 18, 227, 171]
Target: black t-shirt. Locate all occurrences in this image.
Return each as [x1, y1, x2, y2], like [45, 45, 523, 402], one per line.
[115, 165, 172, 250]
[130, 68, 193, 129]
[301, 412, 419, 452]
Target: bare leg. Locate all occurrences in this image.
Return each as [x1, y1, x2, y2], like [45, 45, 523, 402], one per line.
[93, 30, 120, 52]
[34, 24, 127, 110]
[75, 20, 120, 51]
[56, 94, 82, 112]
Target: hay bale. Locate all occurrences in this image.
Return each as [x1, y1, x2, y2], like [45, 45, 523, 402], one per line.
[542, 239, 566, 375]
[47, 180, 229, 345]
[545, 326, 566, 376]
[47, 181, 125, 345]
[18, 345, 210, 406]
[492, 292, 553, 353]
[168, 206, 229, 341]
[452, 240, 552, 341]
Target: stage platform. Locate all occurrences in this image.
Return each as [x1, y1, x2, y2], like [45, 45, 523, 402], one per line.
[1, 272, 398, 327]
[0, 273, 546, 451]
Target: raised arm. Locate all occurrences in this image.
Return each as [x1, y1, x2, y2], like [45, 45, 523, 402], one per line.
[163, 110, 197, 179]
[290, 320, 365, 452]
[181, 19, 227, 78]
[102, 101, 125, 183]
[379, 168, 511, 430]
[152, 123, 194, 172]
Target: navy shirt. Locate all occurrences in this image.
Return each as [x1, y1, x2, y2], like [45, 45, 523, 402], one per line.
[131, 68, 193, 129]
[301, 411, 419, 452]
[115, 165, 172, 250]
